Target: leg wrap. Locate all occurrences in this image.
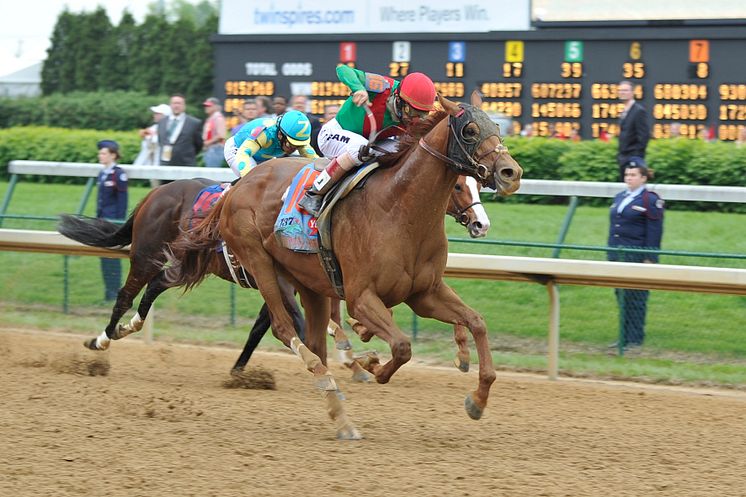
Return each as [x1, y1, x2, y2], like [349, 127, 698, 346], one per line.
[94, 331, 111, 350]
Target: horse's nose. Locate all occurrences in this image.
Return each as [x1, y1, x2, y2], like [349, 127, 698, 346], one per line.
[497, 160, 523, 194]
[470, 221, 488, 238]
[499, 164, 521, 181]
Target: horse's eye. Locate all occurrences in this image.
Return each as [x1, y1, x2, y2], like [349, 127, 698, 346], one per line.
[462, 123, 479, 141]
[454, 184, 462, 191]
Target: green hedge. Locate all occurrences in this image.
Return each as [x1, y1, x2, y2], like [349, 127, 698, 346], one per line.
[0, 126, 145, 184]
[0, 91, 203, 131]
[1, 128, 744, 209]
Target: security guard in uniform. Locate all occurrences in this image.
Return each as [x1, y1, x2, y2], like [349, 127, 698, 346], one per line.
[607, 160, 664, 350]
[96, 140, 128, 301]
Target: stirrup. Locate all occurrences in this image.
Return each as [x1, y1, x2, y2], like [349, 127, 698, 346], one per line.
[298, 192, 323, 217]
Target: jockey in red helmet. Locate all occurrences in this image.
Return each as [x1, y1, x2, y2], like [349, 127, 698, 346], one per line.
[297, 66, 437, 216]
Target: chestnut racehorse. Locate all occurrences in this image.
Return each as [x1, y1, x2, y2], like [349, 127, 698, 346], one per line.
[168, 94, 522, 439]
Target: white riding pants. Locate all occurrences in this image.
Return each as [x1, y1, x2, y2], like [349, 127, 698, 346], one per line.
[317, 119, 368, 167]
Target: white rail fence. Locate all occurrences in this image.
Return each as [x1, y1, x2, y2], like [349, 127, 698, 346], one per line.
[2, 161, 746, 380]
[1, 228, 744, 380]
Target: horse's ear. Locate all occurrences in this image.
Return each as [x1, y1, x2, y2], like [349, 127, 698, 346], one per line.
[439, 93, 461, 116]
[470, 90, 483, 107]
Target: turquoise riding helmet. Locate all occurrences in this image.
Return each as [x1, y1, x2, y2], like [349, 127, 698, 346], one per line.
[277, 110, 312, 146]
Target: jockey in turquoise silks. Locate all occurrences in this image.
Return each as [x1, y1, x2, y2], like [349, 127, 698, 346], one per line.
[297, 65, 437, 216]
[224, 109, 318, 177]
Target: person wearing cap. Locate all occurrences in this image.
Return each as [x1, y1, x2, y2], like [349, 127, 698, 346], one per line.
[224, 110, 318, 178]
[297, 65, 437, 216]
[96, 140, 128, 302]
[157, 94, 203, 168]
[202, 97, 227, 167]
[134, 103, 171, 186]
[607, 161, 664, 352]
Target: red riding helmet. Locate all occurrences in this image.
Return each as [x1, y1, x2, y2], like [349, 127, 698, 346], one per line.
[398, 72, 436, 112]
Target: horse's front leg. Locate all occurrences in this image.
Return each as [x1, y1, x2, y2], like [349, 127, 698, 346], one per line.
[406, 282, 495, 421]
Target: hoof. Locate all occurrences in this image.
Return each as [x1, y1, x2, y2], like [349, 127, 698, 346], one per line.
[335, 339, 352, 351]
[464, 394, 484, 420]
[453, 357, 470, 373]
[315, 374, 338, 392]
[351, 369, 373, 383]
[353, 351, 380, 370]
[336, 426, 364, 441]
[83, 338, 108, 351]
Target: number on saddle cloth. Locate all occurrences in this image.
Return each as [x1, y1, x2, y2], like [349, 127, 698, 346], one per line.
[274, 164, 321, 253]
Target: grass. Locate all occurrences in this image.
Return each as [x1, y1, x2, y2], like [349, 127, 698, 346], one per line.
[1, 180, 745, 388]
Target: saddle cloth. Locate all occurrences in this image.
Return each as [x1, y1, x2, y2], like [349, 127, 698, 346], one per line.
[274, 165, 321, 253]
[191, 183, 231, 228]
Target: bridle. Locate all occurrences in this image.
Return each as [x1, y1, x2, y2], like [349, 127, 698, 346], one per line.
[446, 187, 483, 227]
[418, 106, 509, 185]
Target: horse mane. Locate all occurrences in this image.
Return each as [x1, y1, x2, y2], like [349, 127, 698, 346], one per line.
[377, 110, 448, 168]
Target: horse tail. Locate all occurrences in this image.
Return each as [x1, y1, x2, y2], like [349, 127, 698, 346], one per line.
[164, 191, 227, 292]
[57, 212, 135, 249]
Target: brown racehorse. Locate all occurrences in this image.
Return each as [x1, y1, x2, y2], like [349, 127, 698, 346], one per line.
[57, 174, 486, 375]
[58, 179, 305, 362]
[168, 93, 522, 439]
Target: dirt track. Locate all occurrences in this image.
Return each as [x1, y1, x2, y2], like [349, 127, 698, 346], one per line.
[1, 328, 745, 497]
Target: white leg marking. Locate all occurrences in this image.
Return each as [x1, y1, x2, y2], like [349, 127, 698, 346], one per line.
[129, 312, 144, 332]
[95, 331, 111, 350]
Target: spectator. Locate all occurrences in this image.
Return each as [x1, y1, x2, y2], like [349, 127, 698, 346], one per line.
[313, 103, 341, 153]
[255, 96, 272, 119]
[134, 103, 171, 187]
[202, 97, 227, 167]
[157, 94, 203, 168]
[231, 99, 259, 135]
[617, 80, 650, 180]
[96, 140, 128, 302]
[607, 161, 664, 353]
[520, 123, 534, 137]
[290, 94, 322, 154]
[569, 128, 581, 142]
[272, 95, 288, 117]
[669, 122, 683, 138]
[323, 103, 340, 123]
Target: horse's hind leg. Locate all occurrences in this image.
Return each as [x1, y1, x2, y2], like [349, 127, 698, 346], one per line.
[85, 271, 169, 351]
[453, 325, 471, 372]
[85, 271, 147, 350]
[326, 320, 372, 383]
[347, 291, 412, 384]
[234, 241, 360, 440]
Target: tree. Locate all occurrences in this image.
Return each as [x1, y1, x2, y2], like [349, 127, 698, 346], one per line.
[72, 8, 113, 92]
[98, 11, 138, 91]
[187, 13, 218, 100]
[40, 1, 219, 101]
[41, 11, 78, 95]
